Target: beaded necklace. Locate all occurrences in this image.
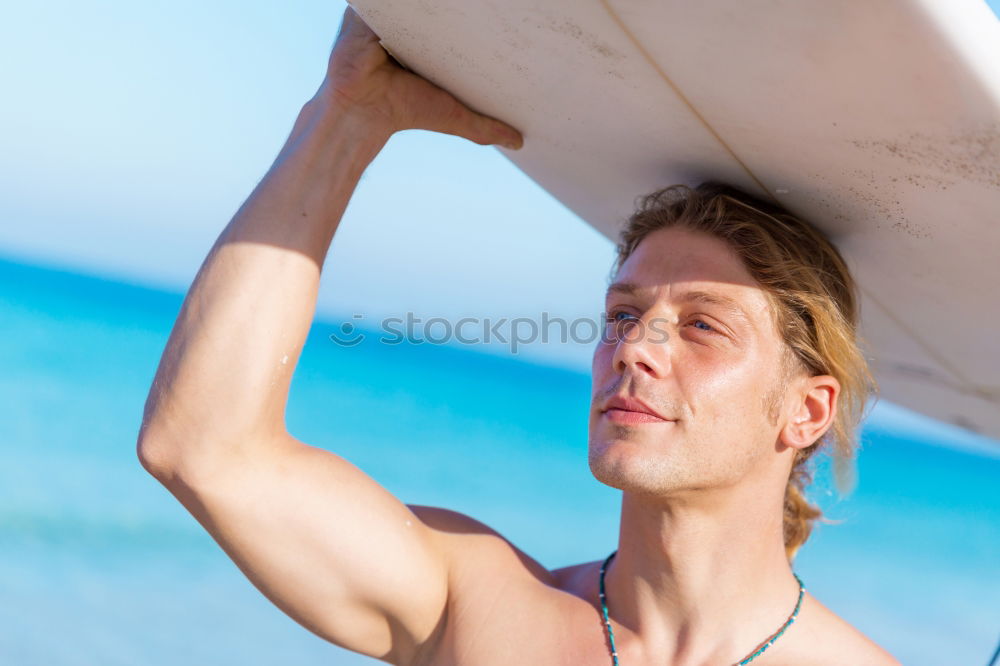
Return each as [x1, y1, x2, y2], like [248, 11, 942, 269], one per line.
[598, 551, 804, 665]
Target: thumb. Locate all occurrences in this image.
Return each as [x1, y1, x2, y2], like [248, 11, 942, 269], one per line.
[422, 94, 524, 150]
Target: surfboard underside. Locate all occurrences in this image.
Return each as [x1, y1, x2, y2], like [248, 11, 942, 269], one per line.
[350, 0, 1000, 442]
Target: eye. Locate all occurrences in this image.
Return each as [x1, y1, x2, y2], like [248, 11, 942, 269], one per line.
[687, 318, 716, 333]
[604, 310, 639, 325]
[606, 309, 638, 323]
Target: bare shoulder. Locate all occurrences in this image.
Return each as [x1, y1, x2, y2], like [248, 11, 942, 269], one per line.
[406, 505, 556, 586]
[783, 592, 901, 665]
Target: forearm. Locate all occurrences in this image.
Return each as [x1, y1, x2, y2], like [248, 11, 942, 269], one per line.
[137, 99, 388, 475]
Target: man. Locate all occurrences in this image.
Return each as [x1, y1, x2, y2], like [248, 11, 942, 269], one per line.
[137, 7, 900, 665]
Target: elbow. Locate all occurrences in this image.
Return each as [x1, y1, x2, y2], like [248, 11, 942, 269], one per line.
[136, 433, 179, 483]
[135, 422, 246, 489]
[135, 417, 188, 483]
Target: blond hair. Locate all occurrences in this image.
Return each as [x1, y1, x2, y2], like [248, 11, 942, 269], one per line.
[613, 182, 878, 559]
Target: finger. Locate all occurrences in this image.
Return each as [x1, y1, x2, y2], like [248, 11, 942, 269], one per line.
[424, 96, 524, 150]
[339, 6, 374, 40]
[332, 6, 380, 54]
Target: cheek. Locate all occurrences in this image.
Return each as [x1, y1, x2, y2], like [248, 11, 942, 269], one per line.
[591, 340, 615, 381]
[684, 356, 764, 421]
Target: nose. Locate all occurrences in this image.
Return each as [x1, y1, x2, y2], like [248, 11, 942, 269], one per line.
[609, 315, 669, 378]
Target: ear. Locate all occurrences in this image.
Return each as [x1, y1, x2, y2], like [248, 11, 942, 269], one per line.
[780, 374, 840, 450]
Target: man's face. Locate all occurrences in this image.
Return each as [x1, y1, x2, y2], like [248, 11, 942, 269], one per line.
[589, 226, 792, 497]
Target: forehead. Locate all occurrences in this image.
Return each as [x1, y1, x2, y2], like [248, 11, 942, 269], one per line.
[611, 227, 774, 329]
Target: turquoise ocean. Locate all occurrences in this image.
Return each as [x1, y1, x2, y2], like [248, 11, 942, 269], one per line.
[1, 255, 997, 666]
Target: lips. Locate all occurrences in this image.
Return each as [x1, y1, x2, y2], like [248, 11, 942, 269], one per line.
[601, 395, 674, 423]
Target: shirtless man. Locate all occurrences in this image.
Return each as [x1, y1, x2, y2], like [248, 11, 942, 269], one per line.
[137, 8, 900, 665]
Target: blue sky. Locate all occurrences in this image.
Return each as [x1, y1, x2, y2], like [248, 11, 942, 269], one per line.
[0, 0, 613, 369]
[1, 0, 998, 453]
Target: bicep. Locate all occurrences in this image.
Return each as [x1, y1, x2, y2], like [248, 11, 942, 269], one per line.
[159, 434, 449, 663]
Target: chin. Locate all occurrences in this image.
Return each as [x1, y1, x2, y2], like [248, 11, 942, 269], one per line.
[587, 435, 689, 496]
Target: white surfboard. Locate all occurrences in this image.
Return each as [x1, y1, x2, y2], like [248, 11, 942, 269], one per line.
[348, 0, 1000, 441]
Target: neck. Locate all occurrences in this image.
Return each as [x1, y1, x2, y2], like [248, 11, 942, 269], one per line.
[605, 482, 801, 665]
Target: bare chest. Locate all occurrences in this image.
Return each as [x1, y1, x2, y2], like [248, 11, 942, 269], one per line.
[416, 570, 826, 666]
[422, 571, 618, 666]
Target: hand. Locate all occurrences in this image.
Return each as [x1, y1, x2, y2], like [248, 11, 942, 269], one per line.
[316, 6, 524, 150]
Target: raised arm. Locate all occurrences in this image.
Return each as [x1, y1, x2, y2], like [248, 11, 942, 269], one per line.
[135, 8, 522, 664]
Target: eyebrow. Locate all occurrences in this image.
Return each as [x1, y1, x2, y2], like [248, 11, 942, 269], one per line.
[605, 281, 753, 326]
